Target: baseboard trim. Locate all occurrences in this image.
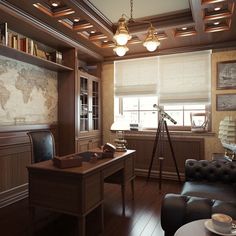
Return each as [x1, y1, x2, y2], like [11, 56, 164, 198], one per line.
[135, 168, 185, 181]
[0, 184, 28, 208]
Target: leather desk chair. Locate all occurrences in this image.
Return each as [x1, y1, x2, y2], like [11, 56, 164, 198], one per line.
[27, 130, 55, 163]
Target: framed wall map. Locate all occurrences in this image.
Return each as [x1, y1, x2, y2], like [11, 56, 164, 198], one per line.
[217, 60, 236, 89]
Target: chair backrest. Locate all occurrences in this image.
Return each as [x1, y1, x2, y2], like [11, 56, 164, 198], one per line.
[27, 130, 55, 163]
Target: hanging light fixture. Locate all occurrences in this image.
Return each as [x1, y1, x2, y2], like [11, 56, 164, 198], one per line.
[113, 45, 129, 57]
[113, 16, 132, 46]
[143, 25, 160, 52]
[113, 0, 160, 57]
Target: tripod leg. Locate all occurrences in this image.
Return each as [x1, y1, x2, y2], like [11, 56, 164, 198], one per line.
[147, 120, 162, 181]
[159, 157, 164, 191]
[164, 121, 181, 183]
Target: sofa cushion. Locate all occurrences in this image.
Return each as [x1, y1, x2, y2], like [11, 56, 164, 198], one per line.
[181, 181, 236, 203]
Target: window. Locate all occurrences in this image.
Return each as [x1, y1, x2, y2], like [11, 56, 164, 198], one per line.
[114, 51, 211, 131]
[115, 96, 158, 128]
[115, 97, 208, 130]
[163, 104, 208, 129]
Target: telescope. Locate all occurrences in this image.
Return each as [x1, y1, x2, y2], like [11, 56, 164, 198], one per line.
[153, 104, 177, 125]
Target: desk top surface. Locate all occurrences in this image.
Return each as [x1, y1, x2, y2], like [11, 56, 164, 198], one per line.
[27, 149, 136, 175]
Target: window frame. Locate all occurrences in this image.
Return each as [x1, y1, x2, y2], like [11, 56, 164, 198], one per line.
[115, 96, 211, 132]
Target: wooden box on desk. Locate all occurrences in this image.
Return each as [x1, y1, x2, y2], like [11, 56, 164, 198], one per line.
[53, 154, 82, 168]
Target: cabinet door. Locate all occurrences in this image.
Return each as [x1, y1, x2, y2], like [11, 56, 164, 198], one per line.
[92, 80, 99, 131]
[79, 76, 89, 132]
[76, 137, 101, 152]
[78, 73, 100, 134]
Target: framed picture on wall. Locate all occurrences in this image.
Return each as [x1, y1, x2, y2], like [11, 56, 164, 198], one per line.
[217, 60, 236, 89]
[216, 94, 236, 111]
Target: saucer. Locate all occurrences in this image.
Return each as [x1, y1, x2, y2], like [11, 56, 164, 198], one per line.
[204, 219, 236, 236]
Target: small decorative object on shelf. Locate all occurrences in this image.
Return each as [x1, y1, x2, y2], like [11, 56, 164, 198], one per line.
[218, 116, 236, 161]
[190, 112, 209, 133]
[50, 51, 63, 64]
[0, 22, 8, 45]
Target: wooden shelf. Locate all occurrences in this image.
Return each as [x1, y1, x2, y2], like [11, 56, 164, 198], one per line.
[0, 44, 74, 72]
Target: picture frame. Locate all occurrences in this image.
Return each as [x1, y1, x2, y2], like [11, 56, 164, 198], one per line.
[216, 94, 236, 111]
[217, 60, 236, 89]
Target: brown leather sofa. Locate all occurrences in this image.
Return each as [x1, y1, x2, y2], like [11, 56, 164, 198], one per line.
[161, 159, 236, 236]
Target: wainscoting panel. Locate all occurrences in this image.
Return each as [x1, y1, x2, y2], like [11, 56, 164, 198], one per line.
[126, 133, 204, 180]
[0, 124, 57, 208]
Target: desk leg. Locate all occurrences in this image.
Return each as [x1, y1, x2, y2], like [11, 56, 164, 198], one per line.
[121, 184, 125, 216]
[29, 206, 35, 236]
[131, 178, 135, 200]
[98, 204, 104, 233]
[77, 216, 85, 236]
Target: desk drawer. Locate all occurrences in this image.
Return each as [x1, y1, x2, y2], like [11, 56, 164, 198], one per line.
[103, 161, 123, 178]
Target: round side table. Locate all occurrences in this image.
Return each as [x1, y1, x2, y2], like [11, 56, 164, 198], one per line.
[174, 219, 210, 236]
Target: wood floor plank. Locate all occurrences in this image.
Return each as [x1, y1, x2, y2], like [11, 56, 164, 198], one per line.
[0, 177, 182, 236]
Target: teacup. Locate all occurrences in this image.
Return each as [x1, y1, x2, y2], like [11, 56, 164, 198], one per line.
[212, 213, 233, 234]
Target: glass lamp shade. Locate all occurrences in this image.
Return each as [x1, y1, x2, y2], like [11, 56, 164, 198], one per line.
[143, 26, 160, 52]
[113, 17, 132, 45]
[113, 45, 129, 57]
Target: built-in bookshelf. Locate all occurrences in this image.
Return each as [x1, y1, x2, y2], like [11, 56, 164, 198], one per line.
[0, 22, 73, 71]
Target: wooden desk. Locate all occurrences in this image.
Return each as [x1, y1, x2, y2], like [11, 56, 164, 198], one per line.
[27, 149, 136, 236]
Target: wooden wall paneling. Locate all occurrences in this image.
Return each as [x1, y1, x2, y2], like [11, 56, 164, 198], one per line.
[126, 135, 204, 180]
[0, 144, 31, 192]
[0, 124, 58, 208]
[58, 48, 78, 156]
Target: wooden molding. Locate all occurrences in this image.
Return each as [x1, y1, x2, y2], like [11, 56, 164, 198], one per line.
[0, 184, 28, 208]
[0, 0, 103, 61]
[205, 19, 231, 32]
[174, 27, 197, 37]
[203, 2, 235, 21]
[33, 3, 75, 17]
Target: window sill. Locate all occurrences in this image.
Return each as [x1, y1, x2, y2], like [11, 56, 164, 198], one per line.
[125, 129, 216, 138]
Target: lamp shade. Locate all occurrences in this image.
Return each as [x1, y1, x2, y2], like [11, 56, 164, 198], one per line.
[113, 45, 129, 57]
[110, 116, 130, 131]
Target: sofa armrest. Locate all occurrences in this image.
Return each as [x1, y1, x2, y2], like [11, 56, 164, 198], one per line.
[185, 159, 236, 182]
[161, 193, 236, 236]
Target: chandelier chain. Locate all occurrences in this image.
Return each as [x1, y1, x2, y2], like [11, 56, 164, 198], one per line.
[130, 0, 133, 20]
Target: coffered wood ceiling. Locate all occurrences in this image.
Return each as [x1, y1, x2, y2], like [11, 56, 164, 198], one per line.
[0, 0, 236, 62]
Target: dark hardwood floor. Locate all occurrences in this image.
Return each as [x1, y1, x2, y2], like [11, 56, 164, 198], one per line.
[0, 177, 182, 236]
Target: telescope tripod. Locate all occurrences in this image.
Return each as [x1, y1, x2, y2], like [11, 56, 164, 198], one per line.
[147, 117, 181, 190]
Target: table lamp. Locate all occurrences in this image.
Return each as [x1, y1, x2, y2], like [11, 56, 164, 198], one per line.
[110, 116, 130, 152]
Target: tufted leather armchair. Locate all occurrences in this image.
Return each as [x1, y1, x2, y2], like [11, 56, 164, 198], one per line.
[161, 159, 236, 236]
[27, 130, 55, 163]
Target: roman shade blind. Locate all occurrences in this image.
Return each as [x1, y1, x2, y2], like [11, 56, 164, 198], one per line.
[114, 57, 158, 96]
[158, 50, 211, 104]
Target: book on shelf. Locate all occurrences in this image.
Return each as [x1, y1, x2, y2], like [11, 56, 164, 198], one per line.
[50, 51, 63, 64]
[0, 22, 8, 45]
[35, 43, 48, 59]
[12, 34, 18, 49]
[20, 37, 29, 53]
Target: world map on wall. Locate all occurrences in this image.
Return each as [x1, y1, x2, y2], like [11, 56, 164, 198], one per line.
[0, 55, 58, 125]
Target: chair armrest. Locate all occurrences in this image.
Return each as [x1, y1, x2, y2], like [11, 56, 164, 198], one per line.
[185, 159, 236, 182]
[161, 193, 236, 236]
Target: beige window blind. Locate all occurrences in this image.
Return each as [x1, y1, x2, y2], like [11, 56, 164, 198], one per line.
[114, 57, 158, 96]
[158, 50, 211, 104]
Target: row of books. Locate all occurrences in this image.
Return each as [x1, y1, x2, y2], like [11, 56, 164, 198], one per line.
[0, 22, 63, 64]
